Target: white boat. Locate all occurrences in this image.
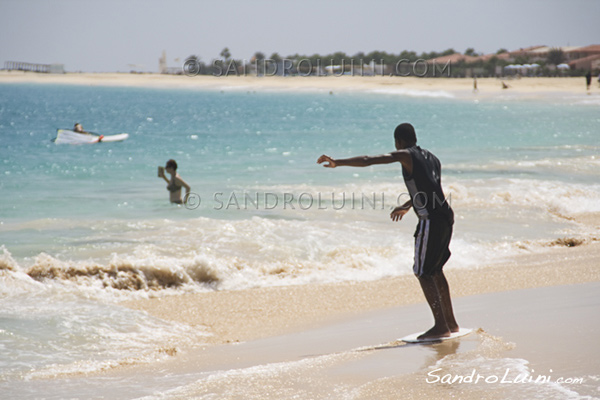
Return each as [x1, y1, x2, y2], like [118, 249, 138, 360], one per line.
[53, 129, 129, 144]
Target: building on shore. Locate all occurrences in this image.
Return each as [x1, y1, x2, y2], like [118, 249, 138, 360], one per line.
[158, 51, 182, 74]
[4, 61, 64, 74]
[565, 45, 600, 70]
[158, 51, 167, 74]
[424, 44, 600, 77]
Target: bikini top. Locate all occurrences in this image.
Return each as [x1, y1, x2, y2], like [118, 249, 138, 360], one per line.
[167, 180, 182, 193]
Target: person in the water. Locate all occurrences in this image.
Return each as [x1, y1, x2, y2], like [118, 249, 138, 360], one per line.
[73, 123, 103, 142]
[158, 159, 190, 204]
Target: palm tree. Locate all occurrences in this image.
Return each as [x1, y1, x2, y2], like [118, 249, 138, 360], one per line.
[220, 47, 231, 61]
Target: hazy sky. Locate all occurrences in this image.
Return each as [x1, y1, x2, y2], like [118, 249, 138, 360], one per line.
[1, 0, 599, 72]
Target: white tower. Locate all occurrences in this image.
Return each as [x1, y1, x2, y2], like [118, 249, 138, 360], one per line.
[159, 51, 167, 74]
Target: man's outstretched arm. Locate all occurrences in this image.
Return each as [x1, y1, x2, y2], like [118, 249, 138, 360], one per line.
[317, 151, 410, 168]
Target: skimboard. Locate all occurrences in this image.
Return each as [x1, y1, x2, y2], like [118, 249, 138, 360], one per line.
[53, 129, 129, 144]
[401, 328, 473, 343]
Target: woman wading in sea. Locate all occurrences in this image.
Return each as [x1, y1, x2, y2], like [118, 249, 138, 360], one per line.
[158, 159, 191, 204]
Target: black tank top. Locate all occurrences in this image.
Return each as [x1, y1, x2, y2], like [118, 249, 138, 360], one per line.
[402, 146, 453, 222]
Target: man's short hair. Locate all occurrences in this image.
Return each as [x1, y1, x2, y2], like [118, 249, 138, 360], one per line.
[394, 123, 417, 145]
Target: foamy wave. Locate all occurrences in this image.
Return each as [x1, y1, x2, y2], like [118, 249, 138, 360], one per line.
[2, 246, 223, 299]
[135, 350, 356, 400]
[0, 273, 210, 382]
[26, 253, 222, 292]
[0, 247, 47, 296]
[445, 178, 600, 216]
[4, 173, 599, 299]
[0, 216, 415, 298]
[16, 245, 410, 297]
[244, 174, 600, 220]
[0, 246, 18, 272]
[255, 178, 600, 234]
[447, 155, 600, 176]
[5, 173, 599, 299]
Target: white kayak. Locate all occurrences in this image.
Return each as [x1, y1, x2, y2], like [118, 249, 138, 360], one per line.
[53, 129, 129, 144]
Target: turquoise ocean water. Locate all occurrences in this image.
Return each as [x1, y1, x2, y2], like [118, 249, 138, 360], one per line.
[1, 82, 599, 398]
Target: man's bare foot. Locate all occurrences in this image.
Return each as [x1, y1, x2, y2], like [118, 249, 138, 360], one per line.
[417, 326, 451, 340]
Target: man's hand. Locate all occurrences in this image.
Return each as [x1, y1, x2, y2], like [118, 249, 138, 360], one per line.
[317, 154, 337, 168]
[390, 204, 411, 222]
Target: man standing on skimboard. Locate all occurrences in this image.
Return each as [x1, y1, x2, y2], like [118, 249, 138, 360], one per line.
[317, 123, 459, 340]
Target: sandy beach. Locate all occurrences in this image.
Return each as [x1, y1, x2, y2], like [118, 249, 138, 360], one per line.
[18, 254, 600, 399]
[113, 241, 600, 399]
[0, 70, 596, 99]
[122, 240, 600, 346]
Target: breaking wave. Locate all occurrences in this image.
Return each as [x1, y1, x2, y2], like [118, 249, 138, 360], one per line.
[26, 253, 221, 291]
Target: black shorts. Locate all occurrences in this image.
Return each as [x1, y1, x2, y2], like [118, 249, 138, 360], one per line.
[413, 217, 453, 277]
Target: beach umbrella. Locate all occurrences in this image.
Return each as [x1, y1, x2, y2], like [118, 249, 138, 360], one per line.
[557, 63, 570, 69]
[530, 63, 540, 68]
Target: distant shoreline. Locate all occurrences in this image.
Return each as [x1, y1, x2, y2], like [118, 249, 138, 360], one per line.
[0, 71, 595, 99]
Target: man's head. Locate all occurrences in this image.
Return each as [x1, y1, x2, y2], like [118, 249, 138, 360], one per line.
[394, 123, 417, 150]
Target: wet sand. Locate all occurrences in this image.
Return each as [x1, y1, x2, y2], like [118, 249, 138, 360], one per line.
[122, 241, 600, 346]
[21, 275, 599, 399]
[154, 283, 599, 399]
[105, 242, 600, 399]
